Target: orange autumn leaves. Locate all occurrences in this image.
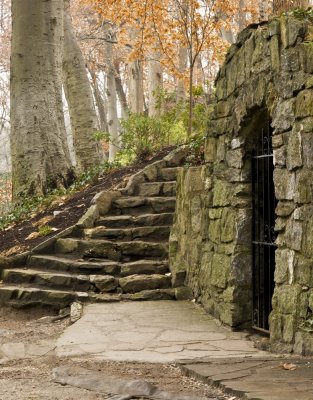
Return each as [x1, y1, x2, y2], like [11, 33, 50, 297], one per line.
[80, 0, 260, 82]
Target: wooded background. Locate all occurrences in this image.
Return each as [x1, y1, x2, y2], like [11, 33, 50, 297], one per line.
[0, 0, 311, 207]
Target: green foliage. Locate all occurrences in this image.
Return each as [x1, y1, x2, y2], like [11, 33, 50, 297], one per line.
[192, 85, 205, 97]
[92, 131, 110, 142]
[119, 113, 172, 162]
[153, 87, 176, 112]
[122, 88, 210, 165]
[282, 7, 313, 22]
[38, 225, 53, 237]
[97, 87, 209, 165]
[184, 135, 206, 167]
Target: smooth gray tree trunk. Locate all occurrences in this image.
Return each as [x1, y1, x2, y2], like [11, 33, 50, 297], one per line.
[10, 0, 74, 201]
[90, 68, 109, 134]
[63, 0, 102, 173]
[271, 0, 309, 14]
[114, 61, 129, 120]
[127, 28, 144, 114]
[103, 23, 120, 160]
[127, 60, 144, 114]
[148, 55, 163, 117]
[177, 47, 187, 102]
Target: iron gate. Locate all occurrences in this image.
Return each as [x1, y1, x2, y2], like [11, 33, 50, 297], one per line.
[252, 121, 277, 332]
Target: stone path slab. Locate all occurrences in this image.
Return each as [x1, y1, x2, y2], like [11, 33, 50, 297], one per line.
[179, 357, 313, 400]
[52, 365, 209, 400]
[56, 301, 268, 363]
[2, 300, 312, 399]
[0, 340, 56, 363]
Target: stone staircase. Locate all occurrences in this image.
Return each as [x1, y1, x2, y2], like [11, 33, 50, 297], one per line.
[0, 147, 191, 307]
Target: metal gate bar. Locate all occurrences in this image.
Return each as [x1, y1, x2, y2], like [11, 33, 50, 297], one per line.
[252, 121, 277, 332]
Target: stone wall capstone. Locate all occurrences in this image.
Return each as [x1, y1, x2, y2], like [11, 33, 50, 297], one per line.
[169, 15, 313, 354]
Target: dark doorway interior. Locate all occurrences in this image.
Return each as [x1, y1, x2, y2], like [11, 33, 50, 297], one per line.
[251, 119, 277, 333]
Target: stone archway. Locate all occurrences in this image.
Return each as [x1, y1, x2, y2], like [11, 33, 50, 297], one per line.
[170, 15, 313, 354]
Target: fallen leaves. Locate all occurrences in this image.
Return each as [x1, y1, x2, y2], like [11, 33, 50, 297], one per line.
[26, 232, 40, 240]
[280, 362, 297, 371]
[0, 244, 27, 257]
[32, 215, 54, 228]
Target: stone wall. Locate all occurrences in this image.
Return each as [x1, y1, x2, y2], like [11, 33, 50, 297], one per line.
[170, 15, 313, 354]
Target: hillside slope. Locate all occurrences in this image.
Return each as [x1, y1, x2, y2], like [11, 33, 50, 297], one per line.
[0, 149, 174, 257]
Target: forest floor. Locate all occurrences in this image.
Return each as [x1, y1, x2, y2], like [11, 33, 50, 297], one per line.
[0, 148, 174, 257]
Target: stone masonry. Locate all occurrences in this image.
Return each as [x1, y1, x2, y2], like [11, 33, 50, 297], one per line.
[170, 15, 313, 354]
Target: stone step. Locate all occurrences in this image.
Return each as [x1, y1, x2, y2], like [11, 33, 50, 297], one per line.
[120, 260, 169, 277]
[28, 254, 169, 277]
[138, 181, 176, 197]
[1, 268, 170, 294]
[88, 285, 193, 302]
[91, 288, 176, 302]
[0, 284, 88, 307]
[28, 254, 120, 275]
[0, 151, 188, 308]
[159, 167, 180, 182]
[0, 283, 192, 307]
[96, 213, 174, 229]
[55, 238, 169, 261]
[2, 268, 93, 292]
[119, 274, 171, 293]
[84, 226, 170, 241]
[109, 197, 176, 216]
[122, 288, 175, 301]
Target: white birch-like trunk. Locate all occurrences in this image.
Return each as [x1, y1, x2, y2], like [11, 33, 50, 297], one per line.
[220, 26, 235, 44]
[272, 0, 311, 13]
[114, 61, 129, 120]
[177, 46, 187, 102]
[90, 69, 109, 133]
[107, 74, 120, 160]
[238, 0, 247, 31]
[10, 0, 73, 200]
[127, 60, 144, 114]
[63, 0, 102, 173]
[104, 23, 119, 160]
[127, 27, 144, 114]
[148, 55, 163, 117]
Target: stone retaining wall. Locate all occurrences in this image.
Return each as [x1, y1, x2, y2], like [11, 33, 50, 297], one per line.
[170, 15, 313, 354]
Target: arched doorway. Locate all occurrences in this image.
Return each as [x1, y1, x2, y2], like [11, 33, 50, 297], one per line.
[251, 119, 277, 332]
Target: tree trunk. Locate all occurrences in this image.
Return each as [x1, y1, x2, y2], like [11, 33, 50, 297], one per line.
[176, 46, 187, 102]
[127, 27, 144, 114]
[11, 0, 74, 201]
[148, 55, 163, 116]
[238, 0, 247, 31]
[103, 22, 120, 160]
[114, 61, 129, 120]
[272, 0, 311, 13]
[127, 60, 144, 114]
[259, 0, 271, 19]
[90, 68, 109, 133]
[63, 0, 102, 173]
[220, 23, 235, 44]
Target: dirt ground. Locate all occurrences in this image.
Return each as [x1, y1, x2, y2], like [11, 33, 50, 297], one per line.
[0, 306, 238, 400]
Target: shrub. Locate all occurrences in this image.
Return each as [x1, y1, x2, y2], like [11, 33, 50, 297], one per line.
[119, 113, 171, 162]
